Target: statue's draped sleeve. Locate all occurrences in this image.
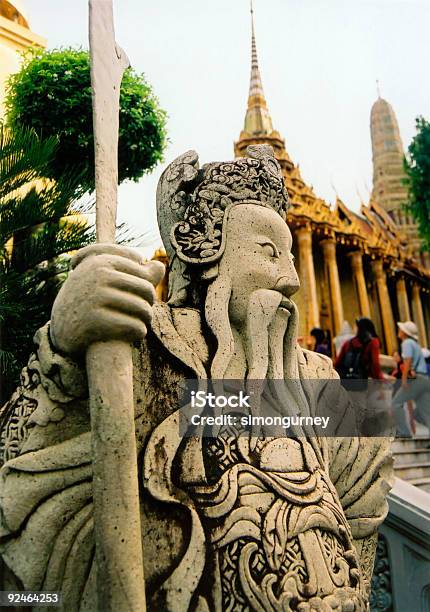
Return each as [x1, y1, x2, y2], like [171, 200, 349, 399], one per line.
[322, 363, 393, 540]
[300, 350, 394, 590]
[0, 324, 95, 605]
[328, 429, 394, 591]
[299, 349, 393, 539]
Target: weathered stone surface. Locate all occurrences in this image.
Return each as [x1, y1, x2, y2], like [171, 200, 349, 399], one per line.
[0, 145, 393, 611]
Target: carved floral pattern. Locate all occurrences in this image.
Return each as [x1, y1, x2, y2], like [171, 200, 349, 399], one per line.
[370, 535, 393, 612]
[0, 368, 36, 464]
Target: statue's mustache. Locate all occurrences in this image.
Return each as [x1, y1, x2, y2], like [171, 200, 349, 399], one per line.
[273, 274, 300, 297]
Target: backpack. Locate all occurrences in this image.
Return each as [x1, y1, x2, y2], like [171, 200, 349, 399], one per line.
[337, 338, 370, 391]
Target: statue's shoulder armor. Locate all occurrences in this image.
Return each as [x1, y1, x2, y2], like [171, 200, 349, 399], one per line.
[299, 347, 337, 379]
[0, 323, 87, 467]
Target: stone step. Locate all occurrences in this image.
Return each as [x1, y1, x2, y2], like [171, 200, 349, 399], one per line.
[393, 448, 430, 465]
[394, 462, 430, 481]
[407, 477, 430, 494]
[392, 437, 430, 453]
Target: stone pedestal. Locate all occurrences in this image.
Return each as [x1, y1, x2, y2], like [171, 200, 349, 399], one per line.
[321, 238, 344, 336]
[371, 259, 397, 355]
[296, 227, 320, 333]
[348, 250, 371, 318]
[396, 277, 411, 322]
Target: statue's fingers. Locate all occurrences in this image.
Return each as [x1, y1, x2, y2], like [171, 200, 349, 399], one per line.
[101, 290, 154, 327]
[92, 309, 148, 343]
[71, 243, 146, 269]
[108, 270, 157, 305]
[142, 260, 166, 287]
[105, 257, 165, 287]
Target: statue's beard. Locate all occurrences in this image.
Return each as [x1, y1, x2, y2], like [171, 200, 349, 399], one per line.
[204, 276, 300, 382]
[204, 276, 316, 448]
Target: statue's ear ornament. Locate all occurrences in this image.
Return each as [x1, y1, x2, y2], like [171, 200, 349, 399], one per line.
[158, 144, 290, 268]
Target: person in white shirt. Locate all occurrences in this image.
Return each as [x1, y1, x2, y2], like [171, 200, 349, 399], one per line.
[393, 321, 430, 437]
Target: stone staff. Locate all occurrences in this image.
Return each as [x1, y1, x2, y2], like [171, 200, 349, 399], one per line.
[87, 2, 146, 610]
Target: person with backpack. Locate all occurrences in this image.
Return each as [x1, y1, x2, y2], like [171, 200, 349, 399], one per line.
[335, 317, 386, 434]
[393, 321, 430, 437]
[335, 317, 384, 384]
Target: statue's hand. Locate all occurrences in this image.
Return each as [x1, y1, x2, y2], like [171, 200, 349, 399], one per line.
[50, 244, 165, 356]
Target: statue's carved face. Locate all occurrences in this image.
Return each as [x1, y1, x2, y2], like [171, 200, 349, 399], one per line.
[218, 204, 299, 326]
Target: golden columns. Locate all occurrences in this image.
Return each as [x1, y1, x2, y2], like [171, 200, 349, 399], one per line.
[348, 250, 371, 318]
[396, 277, 411, 322]
[411, 283, 427, 346]
[321, 238, 344, 336]
[371, 259, 397, 355]
[296, 227, 320, 333]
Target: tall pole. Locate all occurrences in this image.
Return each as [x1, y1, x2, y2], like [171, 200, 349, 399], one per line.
[87, 2, 146, 610]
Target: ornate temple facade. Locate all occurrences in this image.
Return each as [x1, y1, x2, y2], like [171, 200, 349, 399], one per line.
[0, 0, 46, 116]
[234, 6, 430, 355]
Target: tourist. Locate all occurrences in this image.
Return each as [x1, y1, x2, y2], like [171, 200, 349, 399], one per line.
[333, 320, 354, 357]
[335, 317, 384, 382]
[393, 321, 430, 437]
[335, 317, 388, 434]
[310, 327, 331, 357]
[390, 351, 416, 435]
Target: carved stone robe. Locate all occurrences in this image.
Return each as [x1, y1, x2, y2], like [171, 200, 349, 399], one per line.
[0, 304, 393, 611]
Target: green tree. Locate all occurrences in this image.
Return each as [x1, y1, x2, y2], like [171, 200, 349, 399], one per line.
[0, 125, 94, 401]
[404, 116, 430, 251]
[5, 47, 167, 194]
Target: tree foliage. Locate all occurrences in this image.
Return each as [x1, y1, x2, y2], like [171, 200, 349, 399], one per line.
[5, 47, 167, 194]
[0, 125, 95, 401]
[404, 116, 430, 251]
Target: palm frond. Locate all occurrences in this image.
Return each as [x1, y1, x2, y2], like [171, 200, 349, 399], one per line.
[0, 123, 58, 200]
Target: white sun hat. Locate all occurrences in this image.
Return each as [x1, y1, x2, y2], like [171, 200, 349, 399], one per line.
[397, 321, 419, 341]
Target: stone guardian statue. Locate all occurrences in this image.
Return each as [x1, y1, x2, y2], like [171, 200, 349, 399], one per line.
[0, 145, 393, 611]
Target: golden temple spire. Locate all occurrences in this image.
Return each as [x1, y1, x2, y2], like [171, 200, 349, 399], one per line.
[249, 0, 264, 101]
[243, 0, 273, 136]
[235, 1, 293, 173]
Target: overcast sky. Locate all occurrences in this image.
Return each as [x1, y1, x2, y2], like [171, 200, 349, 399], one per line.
[25, 0, 430, 252]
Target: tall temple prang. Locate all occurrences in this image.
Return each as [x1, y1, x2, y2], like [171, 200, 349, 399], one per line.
[370, 91, 429, 266]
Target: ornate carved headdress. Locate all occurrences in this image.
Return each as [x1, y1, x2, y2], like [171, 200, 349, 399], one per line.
[157, 144, 290, 268]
